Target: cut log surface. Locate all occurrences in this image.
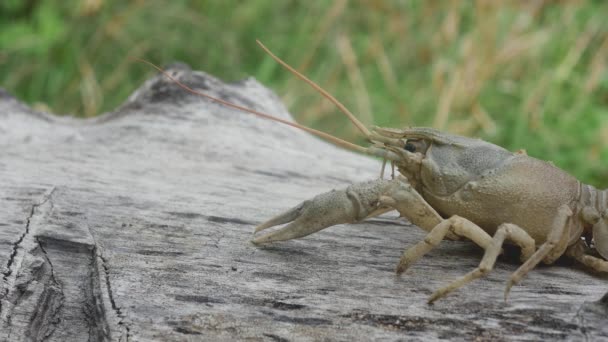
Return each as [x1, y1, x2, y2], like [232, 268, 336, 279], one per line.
[0, 65, 606, 341]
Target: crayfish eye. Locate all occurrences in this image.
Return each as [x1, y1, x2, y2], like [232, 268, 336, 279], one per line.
[404, 141, 416, 152]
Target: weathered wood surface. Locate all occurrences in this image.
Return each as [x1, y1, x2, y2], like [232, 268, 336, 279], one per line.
[0, 65, 606, 341]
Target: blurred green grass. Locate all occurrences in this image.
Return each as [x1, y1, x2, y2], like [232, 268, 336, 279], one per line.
[1, 0, 607, 187]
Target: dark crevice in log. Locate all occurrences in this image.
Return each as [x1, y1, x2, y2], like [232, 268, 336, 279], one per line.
[99, 254, 131, 342]
[206, 215, 254, 226]
[0, 185, 121, 341]
[1, 187, 56, 317]
[165, 211, 254, 226]
[33, 236, 112, 341]
[82, 245, 112, 342]
[27, 242, 65, 342]
[263, 333, 290, 342]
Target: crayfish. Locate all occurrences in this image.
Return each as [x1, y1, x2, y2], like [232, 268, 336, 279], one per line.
[138, 41, 608, 303]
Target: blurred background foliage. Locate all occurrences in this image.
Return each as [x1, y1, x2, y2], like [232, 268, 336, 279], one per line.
[1, 0, 607, 187]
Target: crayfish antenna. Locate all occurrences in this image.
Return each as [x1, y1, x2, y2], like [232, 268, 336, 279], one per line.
[256, 40, 373, 140]
[130, 57, 369, 155]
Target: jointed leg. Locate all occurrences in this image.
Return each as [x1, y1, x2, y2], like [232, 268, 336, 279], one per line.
[567, 240, 608, 272]
[374, 179, 494, 274]
[394, 216, 494, 275]
[504, 205, 573, 299]
[428, 223, 535, 303]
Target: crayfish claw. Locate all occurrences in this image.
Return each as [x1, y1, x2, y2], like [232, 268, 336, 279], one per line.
[251, 190, 357, 245]
[254, 203, 305, 233]
[252, 180, 393, 245]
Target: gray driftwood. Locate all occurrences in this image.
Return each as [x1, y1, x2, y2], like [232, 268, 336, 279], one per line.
[1, 64, 606, 341]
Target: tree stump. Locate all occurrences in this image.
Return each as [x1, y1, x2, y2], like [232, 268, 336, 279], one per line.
[1, 65, 606, 341]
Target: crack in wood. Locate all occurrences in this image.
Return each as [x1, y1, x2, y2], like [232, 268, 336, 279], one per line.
[0, 186, 123, 341]
[28, 241, 65, 342]
[1, 187, 55, 319]
[32, 235, 115, 342]
[99, 254, 131, 342]
[79, 245, 111, 342]
[86, 219, 130, 342]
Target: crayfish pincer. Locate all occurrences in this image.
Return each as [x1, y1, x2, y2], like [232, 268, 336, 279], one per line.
[247, 41, 608, 303]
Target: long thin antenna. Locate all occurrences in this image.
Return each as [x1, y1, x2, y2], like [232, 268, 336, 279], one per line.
[256, 40, 372, 139]
[131, 57, 369, 155]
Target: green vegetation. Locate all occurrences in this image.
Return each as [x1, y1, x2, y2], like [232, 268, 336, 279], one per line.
[1, 1, 607, 187]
